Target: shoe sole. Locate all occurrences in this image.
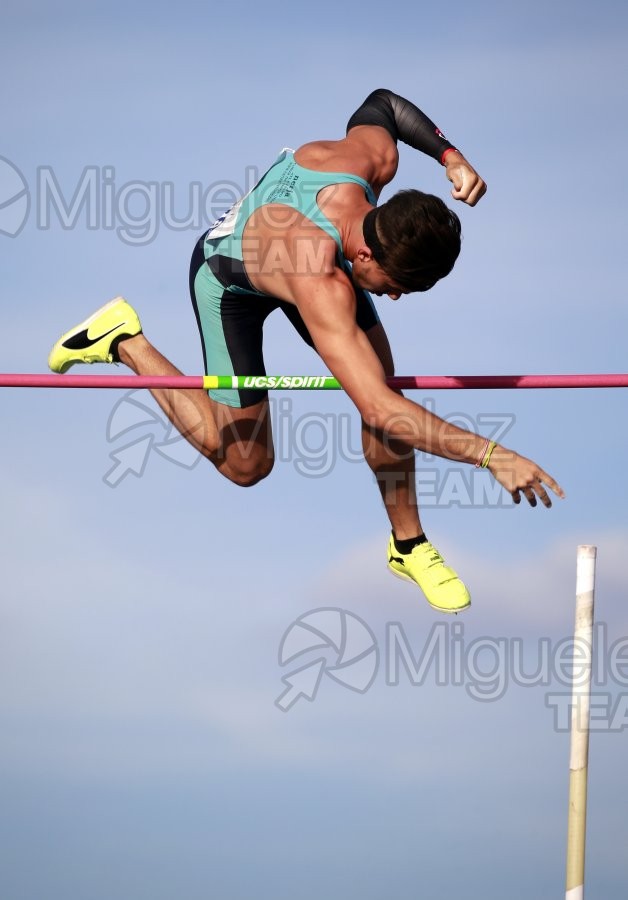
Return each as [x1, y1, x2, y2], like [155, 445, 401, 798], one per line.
[387, 565, 471, 614]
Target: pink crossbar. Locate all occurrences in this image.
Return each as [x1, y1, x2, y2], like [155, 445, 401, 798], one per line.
[1, 373, 628, 390]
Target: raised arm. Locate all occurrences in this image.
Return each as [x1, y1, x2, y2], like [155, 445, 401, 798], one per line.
[347, 88, 487, 206]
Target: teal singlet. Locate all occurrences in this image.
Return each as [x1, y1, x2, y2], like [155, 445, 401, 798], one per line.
[203, 147, 378, 290]
[190, 149, 380, 408]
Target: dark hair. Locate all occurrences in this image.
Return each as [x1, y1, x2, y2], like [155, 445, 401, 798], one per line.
[363, 190, 462, 292]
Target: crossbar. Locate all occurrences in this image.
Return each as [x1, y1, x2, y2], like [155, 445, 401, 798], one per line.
[1, 374, 628, 390]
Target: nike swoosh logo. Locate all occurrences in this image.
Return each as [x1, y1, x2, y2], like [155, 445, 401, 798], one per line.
[389, 555, 405, 566]
[62, 322, 126, 350]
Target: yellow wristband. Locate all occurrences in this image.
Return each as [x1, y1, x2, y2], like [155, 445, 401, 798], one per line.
[481, 441, 497, 469]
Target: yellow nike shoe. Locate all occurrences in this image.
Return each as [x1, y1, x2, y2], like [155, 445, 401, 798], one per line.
[387, 535, 471, 614]
[48, 297, 142, 374]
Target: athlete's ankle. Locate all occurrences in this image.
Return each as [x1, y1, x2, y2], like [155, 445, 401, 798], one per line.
[390, 525, 424, 542]
[115, 333, 147, 367]
[393, 531, 428, 555]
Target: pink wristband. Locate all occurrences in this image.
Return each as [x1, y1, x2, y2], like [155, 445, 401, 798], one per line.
[475, 438, 490, 468]
[441, 147, 458, 165]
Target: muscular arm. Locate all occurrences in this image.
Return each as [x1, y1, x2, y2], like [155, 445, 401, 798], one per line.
[347, 88, 487, 206]
[294, 272, 486, 463]
[292, 271, 563, 506]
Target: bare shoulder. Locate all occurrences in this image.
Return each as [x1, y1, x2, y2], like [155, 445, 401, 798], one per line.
[290, 266, 357, 327]
[295, 128, 398, 189]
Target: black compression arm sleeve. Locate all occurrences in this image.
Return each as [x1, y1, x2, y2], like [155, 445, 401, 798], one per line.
[346, 88, 457, 163]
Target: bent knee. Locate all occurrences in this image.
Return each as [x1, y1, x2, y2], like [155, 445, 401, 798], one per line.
[220, 455, 275, 488]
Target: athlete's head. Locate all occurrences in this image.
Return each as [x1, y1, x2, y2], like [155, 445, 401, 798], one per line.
[360, 190, 461, 295]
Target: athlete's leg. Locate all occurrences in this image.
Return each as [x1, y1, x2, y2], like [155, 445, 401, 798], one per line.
[116, 336, 273, 487]
[47, 234, 275, 487]
[360, 323, 423, 539]
[361, 322, 470, 611]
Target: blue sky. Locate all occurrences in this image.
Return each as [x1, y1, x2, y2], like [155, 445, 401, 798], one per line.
[1, 1, 627, 898]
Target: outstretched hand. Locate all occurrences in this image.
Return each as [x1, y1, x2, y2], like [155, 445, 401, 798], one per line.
[487, 446, 565, 508]
[444, 151, 487, 207]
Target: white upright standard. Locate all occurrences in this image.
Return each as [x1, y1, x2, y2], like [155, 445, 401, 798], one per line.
[565, 544, 597, 900]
